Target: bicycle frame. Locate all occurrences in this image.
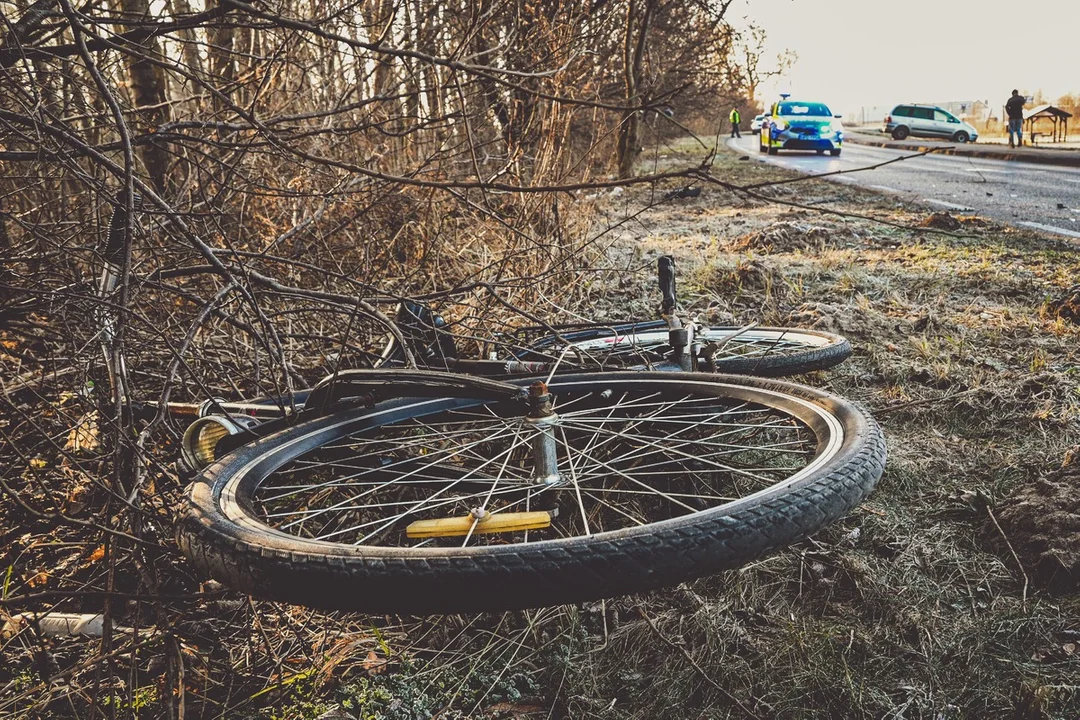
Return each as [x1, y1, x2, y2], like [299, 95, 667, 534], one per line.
[92, 192, 803, 475]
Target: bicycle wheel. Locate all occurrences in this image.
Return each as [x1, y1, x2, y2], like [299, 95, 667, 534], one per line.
[179, 371, 885, 613]
[520, 322, 851, 376]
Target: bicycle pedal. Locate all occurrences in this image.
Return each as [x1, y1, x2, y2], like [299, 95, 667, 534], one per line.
[406, 511, 552, 539]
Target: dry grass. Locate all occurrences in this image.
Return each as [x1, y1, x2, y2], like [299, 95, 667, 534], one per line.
[531, 148, 1080, 719]
[269, 148, 1080, 719]
[4, 145, 1080, 719]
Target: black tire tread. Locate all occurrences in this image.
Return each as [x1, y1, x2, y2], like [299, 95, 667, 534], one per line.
[703, 331, 851, 377]
[178, 374, 885, 614]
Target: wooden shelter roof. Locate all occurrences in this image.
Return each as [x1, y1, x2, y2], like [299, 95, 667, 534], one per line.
[1024, 104, 1073, 120]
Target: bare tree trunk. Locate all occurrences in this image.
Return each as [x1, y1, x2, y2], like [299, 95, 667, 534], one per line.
[399, 0, 424, 169]
[0, 194, 10, 291]
[365, 0, 396, 100]
[401, 0, 420, 124]
[415, 0, 447, 154]
[616, 0, 654, 178]
[236, 22, 256, 108]
[166, 0, 205, 88]
[120, 0, 171, 191]
[207, 7, 236, 112]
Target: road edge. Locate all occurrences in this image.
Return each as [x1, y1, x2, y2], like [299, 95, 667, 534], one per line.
[845, 132, 1080, 169]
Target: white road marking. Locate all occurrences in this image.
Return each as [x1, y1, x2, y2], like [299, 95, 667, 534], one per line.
[1018, 221, 1080, 239]
[848, 142, 1080, 176]
[1061, 178, 1080, 184]
[1015, 164, 1080, 176]
[841, 145, 901, 157]
[869, 185, 898, 192]
[923, 199, 975, 211]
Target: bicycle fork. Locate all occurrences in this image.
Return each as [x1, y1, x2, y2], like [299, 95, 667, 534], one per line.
[658, 255, 696, 371]
[405, 379, 564, 541]
[97, 191, 142, 404]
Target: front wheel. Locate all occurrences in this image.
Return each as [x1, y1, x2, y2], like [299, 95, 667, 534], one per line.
[522, 322, 852, 377]
[767, 146, 779, 155]
[830, 149, 841, 157]
[179, 372, 886, 613]
[953, 131, 970, 143]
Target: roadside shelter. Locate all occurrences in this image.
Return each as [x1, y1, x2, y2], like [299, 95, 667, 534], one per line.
[1023, 104, 1071, 143]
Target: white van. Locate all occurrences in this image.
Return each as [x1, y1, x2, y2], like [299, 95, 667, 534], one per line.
[883, 104, 978, 143]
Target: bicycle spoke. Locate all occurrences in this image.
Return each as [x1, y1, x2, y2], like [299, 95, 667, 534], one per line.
[260, 423, 526, 504]
[350, 426, 537, 544]
[461, 421, 525, 547]
[548, 327, 834, 368]
[250, 381, 823, 548]
[272, 423, 524, 530]
[558, 418, 804, 486]
[558, 425, 591, 536]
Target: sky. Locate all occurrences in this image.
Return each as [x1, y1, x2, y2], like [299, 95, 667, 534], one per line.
[734, 0, 1080, 117]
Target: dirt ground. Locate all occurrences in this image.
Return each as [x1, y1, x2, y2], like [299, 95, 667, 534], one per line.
[3, 140, 1080, 718]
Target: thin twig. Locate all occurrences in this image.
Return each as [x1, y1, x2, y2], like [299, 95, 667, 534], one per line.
[985, 504, 1030, 611]
[875, 387, 981, 415]
[639, 608, 765, 719]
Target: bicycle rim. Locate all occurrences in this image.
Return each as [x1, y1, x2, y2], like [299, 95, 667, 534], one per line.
[524, 325, 851, 375]
[181, 372, 885, 612]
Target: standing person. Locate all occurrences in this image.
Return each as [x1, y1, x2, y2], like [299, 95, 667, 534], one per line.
[729, 107, 741, 138]
[1005, 89, 1025, 148]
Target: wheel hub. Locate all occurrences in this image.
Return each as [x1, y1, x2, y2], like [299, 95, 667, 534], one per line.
[526, 381, 561, 485]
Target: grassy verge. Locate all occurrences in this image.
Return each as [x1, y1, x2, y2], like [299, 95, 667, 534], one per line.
[258, 145, 1080, 719]
[3, 143, 1079, 719]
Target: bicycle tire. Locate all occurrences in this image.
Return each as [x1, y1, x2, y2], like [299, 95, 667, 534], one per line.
[520, 322, 852, 376]
[179, 371, 885, 614]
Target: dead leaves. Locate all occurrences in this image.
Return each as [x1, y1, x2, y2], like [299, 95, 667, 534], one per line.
[921, 212, 962, 231]
[25, 571, 48, 588]
[361, 650, 388, 675]
[1030, 642, 1077, 663]
[1046, 284, 1080, 324]
[64, 411, 99, 453]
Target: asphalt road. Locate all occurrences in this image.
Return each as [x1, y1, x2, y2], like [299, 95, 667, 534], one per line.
[727, 135, 1080, 240]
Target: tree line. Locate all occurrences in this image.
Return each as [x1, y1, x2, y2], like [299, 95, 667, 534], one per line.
[0, 3, 787, 715]
[0, 0, 782, 397]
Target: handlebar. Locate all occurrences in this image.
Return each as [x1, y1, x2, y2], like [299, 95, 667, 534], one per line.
[102, 190, 143, 268]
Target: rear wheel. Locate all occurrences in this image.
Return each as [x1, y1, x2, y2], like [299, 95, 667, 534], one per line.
[768, 146, 779, 155]
[522, 323, 852, 377]
[892, 126, 910, 140]
[830, 149, 841, 157]
[180, 372, 886, 613]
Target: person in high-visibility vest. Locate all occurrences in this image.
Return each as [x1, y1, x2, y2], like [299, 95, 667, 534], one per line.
[729, 108, 741, 138]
